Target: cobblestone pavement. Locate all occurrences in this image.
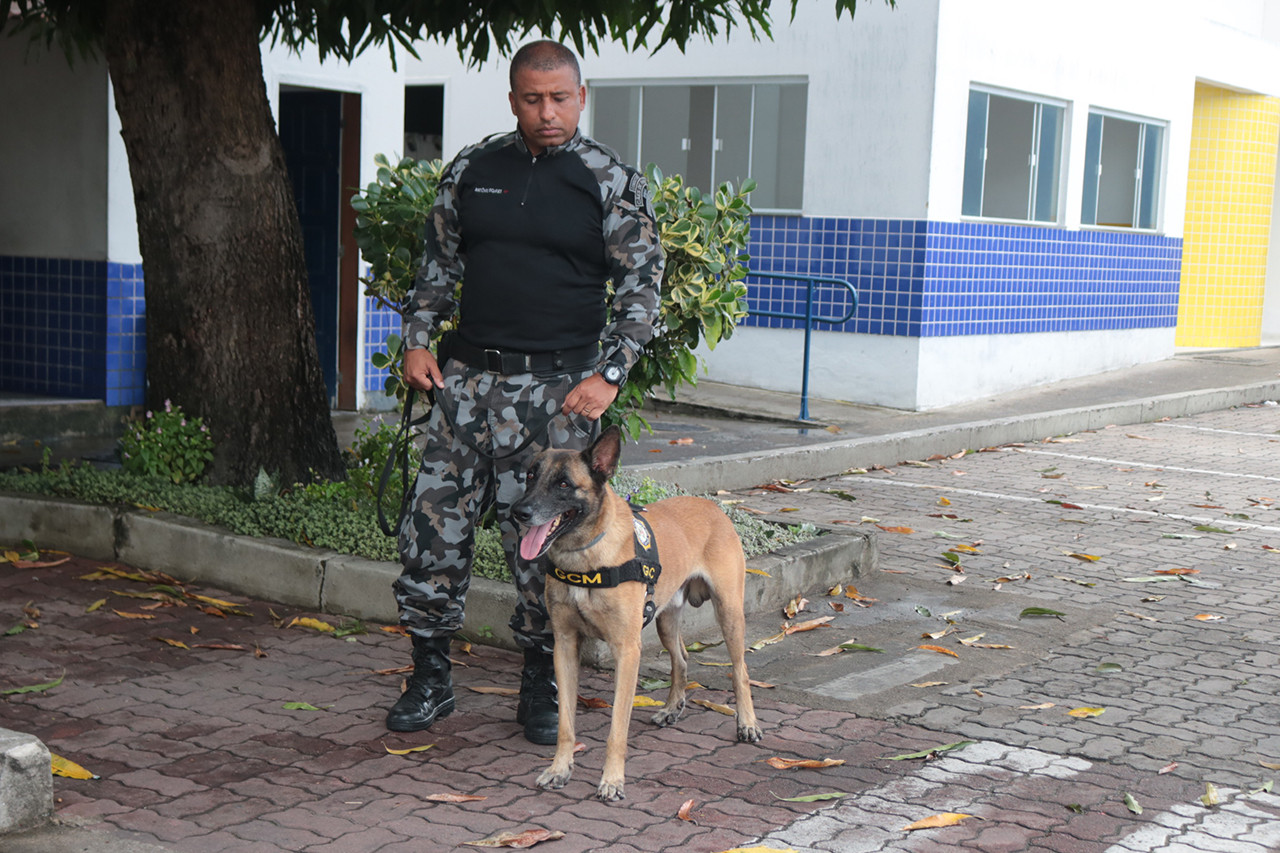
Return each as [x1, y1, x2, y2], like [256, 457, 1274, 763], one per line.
[3, 403, 1280, 851]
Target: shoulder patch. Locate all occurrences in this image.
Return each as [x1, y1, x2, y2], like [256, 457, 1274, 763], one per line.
[626, 172, 650, 207]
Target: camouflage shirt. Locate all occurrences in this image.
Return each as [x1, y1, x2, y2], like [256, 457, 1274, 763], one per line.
[404, 128, 663, 372]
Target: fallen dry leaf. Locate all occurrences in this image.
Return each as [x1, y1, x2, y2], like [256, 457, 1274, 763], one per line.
[578, 696, 610, 709]
[876, 525, 914, 535]
[677, 799, 697, 822]
[784, 616, 835, 635]
[1019, 702, 1055, 710]
[691, 698, 735, 716]
[669, 437, 694, 445]
[425, 792, 487, 803]
[50, 753, 99, 780]
[1067, 706, 1106, 718]
[902, 812, 977, 831]
[287, 616, 335, 633]
[1194, 614, 1225, 622]
[462, 828, 566, 848]
[764, 757, 846, 770]
[468, 686, 520, 695]
[112, 610, 154, 620]
[1158, 761, 1178, 775]
[784, 594, 808, 619]
[917, 644, 959, 658]
[153, 637, 190, 649]
[912, 681, 947, 688]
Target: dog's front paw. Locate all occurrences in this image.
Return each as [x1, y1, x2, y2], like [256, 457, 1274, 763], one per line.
[737, 722, 763, 743]
[537, 765, 573, 790]
[651, 698, 686, 727]
[596, 778, 625, 802]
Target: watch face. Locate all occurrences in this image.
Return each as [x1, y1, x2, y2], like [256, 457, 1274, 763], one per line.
[603, 364, 625, 385]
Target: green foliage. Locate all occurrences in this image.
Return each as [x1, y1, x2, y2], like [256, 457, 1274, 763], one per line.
[5, 0, 886, 71]
[117, 400, 214, 484]
[352, 156, 754, 440]
[0, 461, 815, 580]
[618, 167, 753, 435]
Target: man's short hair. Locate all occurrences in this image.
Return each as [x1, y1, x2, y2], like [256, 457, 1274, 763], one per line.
[509, 41, 582, 90]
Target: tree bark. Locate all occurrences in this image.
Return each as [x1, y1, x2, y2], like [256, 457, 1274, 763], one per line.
[102, 0, 345, 485]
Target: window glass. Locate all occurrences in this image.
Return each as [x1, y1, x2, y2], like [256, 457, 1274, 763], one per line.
[591, 86, 640, 166]
[1081, 111, 1165, 230]
[962, 89, 1064, 224]
[591, 80, 807, 211]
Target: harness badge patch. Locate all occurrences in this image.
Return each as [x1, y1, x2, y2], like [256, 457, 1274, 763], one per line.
[633, 516, 652, 551]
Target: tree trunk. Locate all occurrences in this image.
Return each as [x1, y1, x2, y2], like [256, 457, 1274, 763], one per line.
[102, 0, 345, 485]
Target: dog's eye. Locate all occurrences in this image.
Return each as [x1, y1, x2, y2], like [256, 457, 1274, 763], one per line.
[557, 478, 571, 490]
[525, 470, 536, 483]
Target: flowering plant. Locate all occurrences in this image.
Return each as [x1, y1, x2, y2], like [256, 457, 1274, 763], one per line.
[118, 400, 215, 484]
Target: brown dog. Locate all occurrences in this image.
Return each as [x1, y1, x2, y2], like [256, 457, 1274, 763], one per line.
[512, 425, 762, 802]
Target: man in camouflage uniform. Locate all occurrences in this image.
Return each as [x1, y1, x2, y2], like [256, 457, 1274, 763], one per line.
[388, 40, 663, 744]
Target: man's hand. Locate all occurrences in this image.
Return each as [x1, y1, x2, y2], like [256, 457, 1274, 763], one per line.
[403, 347, 445, 392]
[564, 373, 619, 421]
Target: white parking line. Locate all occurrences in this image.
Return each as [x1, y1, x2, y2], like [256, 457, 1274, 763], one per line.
[1016, 448, 1280, 484]
[1152, 421, 1280, 440]
[847, 477, 1280, 534]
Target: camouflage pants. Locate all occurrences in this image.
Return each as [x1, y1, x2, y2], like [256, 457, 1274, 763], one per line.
[394, 359, 599, 653]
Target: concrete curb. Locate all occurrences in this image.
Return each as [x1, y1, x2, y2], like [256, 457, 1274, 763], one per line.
[633, 380, 1280, 493]
[0, 495, 874, 654]
[0, 729, 52, 834]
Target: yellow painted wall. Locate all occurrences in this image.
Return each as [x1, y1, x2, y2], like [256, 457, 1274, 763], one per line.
[1176, 83, 1280, 347]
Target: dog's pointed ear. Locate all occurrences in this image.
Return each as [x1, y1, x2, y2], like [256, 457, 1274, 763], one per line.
[586, 425, 622, 482]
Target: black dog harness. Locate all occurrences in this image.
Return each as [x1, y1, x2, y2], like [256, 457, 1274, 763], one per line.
[550, 507, 662, 627]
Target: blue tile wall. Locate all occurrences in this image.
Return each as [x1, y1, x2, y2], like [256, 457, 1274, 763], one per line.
[745, 217, 1182, 338]
[363, 294, 400, 398]
[0, 255, 146, 406]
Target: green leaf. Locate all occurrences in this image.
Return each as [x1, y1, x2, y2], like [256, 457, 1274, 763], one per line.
[838, 643, 884, 653]
[1095, 662, 1123, 673]
[282, 702, 329, 711]
[4, 624, 28, 637]
[1193, 525, 1232, 534]
[1123, 792, 1143, 814]
[1, 671, 64, 695]
[1019, 607, 1066, 619]
[915, 606, 932, 617]
[882, 740, 975, 761]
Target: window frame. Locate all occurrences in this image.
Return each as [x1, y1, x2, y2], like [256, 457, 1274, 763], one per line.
[962, 85, 1069, 226]
[1080, 107, 1167, 233]
[588, 76, 808, 214]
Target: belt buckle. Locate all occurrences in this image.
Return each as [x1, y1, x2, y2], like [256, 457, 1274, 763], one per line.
[483, 348, 504, 373]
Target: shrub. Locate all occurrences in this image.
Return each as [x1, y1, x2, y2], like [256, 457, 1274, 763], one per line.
[117, 400, 214, 484]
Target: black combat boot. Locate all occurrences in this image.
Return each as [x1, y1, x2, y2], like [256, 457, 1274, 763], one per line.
[516, 646, 558, 745]
[385, 634, 455, 732]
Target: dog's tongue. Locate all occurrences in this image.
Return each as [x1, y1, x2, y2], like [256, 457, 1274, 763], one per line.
[520, 520, 555, 561]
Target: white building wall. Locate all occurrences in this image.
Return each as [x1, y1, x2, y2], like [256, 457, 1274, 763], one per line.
[402, 0, 938, 218]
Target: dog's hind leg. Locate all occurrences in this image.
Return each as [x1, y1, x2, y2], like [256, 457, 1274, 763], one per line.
[712, 579, 763, 743]
[651, 605, 688, 727]
[536, 628, 580, 791]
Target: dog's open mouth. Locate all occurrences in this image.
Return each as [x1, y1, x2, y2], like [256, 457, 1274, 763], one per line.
[519, 510, 579, 561]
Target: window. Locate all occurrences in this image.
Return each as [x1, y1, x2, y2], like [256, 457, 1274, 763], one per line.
[962, 89, 1065, 223]
[591, 80, 807, 211]
[1081, 112, 1164, 230]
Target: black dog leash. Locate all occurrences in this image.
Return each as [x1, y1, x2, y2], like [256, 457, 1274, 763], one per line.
[375, 379, 559, 537]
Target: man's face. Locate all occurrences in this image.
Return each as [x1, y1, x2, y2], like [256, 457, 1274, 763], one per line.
[509, 65, 585, 155]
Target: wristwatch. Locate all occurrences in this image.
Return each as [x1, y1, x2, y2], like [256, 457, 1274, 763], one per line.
[600, 362, 626, 387]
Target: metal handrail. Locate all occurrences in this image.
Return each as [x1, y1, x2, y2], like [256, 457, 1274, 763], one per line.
[742, 269, 860, 422]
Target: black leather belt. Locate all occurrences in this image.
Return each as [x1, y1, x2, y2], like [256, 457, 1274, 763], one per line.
[443, 332, 599, 375]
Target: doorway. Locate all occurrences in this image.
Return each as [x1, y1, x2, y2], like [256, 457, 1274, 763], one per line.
[279, 87, 361, 410]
